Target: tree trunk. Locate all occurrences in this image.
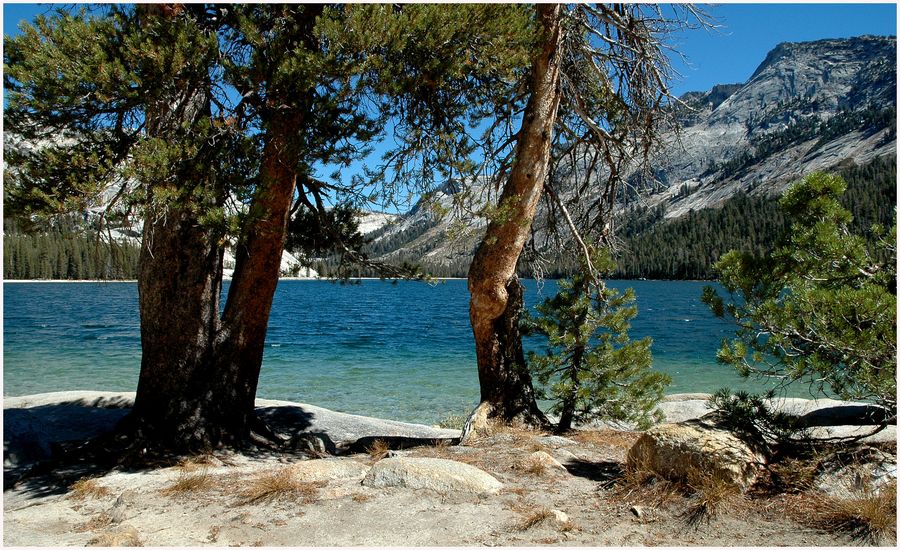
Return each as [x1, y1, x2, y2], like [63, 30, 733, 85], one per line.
[467, 4, 564, 426]
[125, 6, 325, 455]
[206, 6, 322, 445]
[131, 196, 228, 449]
[212, 115, 303, 440]
[128, 4, 234, 450]
[556, 345, 584, 433]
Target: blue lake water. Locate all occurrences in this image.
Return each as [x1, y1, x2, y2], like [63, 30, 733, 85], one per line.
[3, 279, 788, 424]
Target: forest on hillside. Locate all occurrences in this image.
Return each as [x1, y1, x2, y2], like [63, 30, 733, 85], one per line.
[5, 155, 895, 281]
[3, 219, 140, 280]
[613, 155, 897, 279]
[316, 155, 897, 280]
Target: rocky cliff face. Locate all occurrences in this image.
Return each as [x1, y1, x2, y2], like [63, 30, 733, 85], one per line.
[653, 35, 896, 219]
[364, 35, 896, 267]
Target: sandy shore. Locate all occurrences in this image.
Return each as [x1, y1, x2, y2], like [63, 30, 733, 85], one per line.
[3, 391, 895, 546]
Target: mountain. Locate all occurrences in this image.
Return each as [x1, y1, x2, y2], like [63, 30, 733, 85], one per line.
[649, 35, 895, 219]
[339, 35, 896, 278]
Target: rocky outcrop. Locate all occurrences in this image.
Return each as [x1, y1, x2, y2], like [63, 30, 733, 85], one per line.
[3, 393, 132, 469]
[813, 447, 897, 498]
[652, 394, 896, 444]
[627, 395, 897, 494]
[627, 416, 767, 492]
[362, 457, 503, 494]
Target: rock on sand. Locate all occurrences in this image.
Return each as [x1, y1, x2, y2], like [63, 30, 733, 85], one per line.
[363, 457, 503, 494]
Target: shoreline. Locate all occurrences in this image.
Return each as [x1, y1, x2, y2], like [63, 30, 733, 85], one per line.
[3, 389, 885, 423]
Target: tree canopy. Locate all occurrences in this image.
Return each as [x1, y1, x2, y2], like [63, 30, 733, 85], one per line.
[702, 172, 897, 415]
[2, 3, 551, 453]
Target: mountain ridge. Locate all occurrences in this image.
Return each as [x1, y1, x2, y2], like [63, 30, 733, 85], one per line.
[334, 34, 895, 278]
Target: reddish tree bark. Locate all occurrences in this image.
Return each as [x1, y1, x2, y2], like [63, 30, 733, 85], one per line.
[126, 5, 317, 452]
[467, 4, 564, 426]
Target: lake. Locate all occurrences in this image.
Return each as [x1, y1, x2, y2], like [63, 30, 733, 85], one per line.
[3, 279, 785, 424]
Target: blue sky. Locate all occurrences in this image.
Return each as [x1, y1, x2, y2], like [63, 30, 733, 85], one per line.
[667, 2, 897, 95]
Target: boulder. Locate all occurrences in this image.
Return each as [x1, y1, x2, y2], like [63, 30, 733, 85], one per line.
[627, 418, 767, 492]
[254, 398, 461, 447]
[657, 394, 714, 423]
[4, 391, 461, 473]
[290, 459, 370, 482]
[796, 404, 892, 427]
[362, 457, 502, 494]
[4, 396, 130, 473]
[3, 409, 53, 468]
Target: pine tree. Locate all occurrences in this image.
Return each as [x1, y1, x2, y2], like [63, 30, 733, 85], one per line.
[524, 249, 669, 432]
[466, 4, 700, 428]
[4, 3, 538, 454]
[703, 172, 896, 415]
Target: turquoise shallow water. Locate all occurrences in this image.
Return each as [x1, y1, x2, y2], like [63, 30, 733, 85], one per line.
[3, 279, 791, 424]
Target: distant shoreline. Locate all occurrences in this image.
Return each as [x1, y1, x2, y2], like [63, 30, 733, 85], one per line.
[1, 277, 456, 283]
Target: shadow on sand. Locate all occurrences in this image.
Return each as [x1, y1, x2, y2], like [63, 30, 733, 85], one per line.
[4, 399, 457, 500]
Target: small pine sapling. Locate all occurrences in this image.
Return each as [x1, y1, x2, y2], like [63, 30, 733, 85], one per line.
[523, 249, 670, 432]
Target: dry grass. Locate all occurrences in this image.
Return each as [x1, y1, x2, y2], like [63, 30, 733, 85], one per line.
[683, 472, 744, 527]
[515, 507, 555, 531]
[491, 423, 546, 442]
[352, 493, 374, 503]
[617, 454, 744, 527]
[86, 526, 141, 547]
[515, 456, 550, 477]
[75, 513, 114, 533]
[502, 486, 529, 497]
[69, 477, 111, 500]
[525, 441, 550, 453]
[816, 481, 897, 544]
[176, 452, 221, 471]
[613, 454, 681, 506]
[238, 468, 323, 505]
[161, 469, 215, 496]
[366, 439, 391, 462]
[766, 457, 820, 494]
[558, 520, 577, 532]
[414, 441, 453, 459]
